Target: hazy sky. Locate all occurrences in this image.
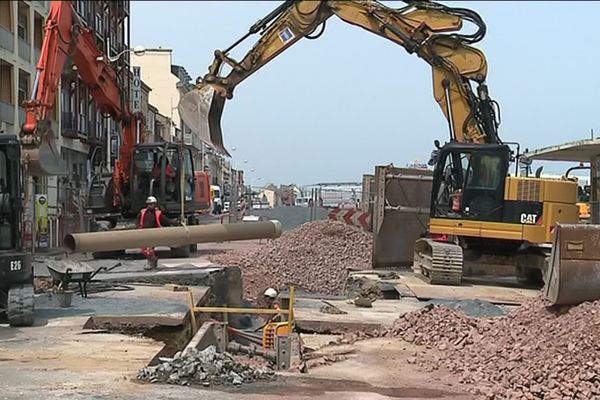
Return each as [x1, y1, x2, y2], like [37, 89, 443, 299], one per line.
[131, 1, 600, 186]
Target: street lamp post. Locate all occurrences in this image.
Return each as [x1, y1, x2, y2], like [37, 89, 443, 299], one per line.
[95, 44, 146, 63]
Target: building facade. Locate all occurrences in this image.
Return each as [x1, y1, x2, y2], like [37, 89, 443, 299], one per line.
[57, 0, 131, 240]
[131, 49, 239, 192]
[1, 1, 132, 247]
[0, 1, 55, 247]
[131, 48, 181, 141]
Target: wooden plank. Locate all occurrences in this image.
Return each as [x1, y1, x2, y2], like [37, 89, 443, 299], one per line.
[394, 282, 416, 298]
[400, 274, 539, 305]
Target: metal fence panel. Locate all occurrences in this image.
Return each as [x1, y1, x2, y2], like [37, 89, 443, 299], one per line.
[372, 166, 433, 268]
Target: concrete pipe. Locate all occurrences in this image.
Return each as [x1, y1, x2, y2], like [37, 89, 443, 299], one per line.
[64, 220, 282, 253]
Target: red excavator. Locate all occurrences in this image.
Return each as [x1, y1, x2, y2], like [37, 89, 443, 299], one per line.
[21, 1, 211, 228]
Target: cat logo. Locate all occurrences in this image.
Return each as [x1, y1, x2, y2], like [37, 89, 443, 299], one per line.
[520, 213, 539, 224]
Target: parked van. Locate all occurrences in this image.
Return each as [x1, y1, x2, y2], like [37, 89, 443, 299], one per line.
[296, 197, 311, 207]
[211, 185, 222, 213]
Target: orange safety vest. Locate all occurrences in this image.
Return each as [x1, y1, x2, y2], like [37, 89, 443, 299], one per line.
[140, 207, 162, 228]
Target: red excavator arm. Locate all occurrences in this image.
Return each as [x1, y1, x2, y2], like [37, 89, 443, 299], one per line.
[21, 0, 141, 208]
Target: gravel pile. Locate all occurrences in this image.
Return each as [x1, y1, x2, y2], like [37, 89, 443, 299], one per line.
[338, 298, 600, 399]
[137, 346, 275, 387]
[209, 220, 372, 299]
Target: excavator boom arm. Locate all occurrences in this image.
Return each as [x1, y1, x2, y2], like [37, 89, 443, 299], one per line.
[179, 0, 500, 155]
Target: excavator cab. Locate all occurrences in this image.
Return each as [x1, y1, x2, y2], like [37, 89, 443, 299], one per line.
[130, 143, 198, 216]
[430, 142, 510, 223]
[0, 134, 34, 326]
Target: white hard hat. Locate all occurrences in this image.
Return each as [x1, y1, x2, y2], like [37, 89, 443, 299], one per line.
[146, 196, 158, 204]
[263, 288, 277, 299]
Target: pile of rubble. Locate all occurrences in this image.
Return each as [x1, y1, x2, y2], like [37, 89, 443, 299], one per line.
[339, 298, 600, 399]
[210, 220, 372, 299]
[137, 346, 275, 387]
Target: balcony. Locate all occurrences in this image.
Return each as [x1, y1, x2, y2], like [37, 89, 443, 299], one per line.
[18, 38, 30, 62]
[0, 26, 14, 52]
[0, 101, 14, 125]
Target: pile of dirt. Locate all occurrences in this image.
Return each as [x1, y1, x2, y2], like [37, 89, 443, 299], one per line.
[137, 346, 275, 387]
[209, 220, 372, 299]
[338, 298, 600, 399]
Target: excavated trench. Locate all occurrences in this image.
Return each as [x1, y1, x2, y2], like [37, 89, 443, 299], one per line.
[83, 315, 197, 365]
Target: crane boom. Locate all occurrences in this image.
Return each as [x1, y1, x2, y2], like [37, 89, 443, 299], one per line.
[179, 0, 501, 156]
[21, 0, 141, 208]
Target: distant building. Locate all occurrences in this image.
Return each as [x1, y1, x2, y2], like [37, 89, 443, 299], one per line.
[131, 48, 181, 141]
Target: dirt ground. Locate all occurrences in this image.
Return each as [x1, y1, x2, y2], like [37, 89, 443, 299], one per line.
[0, 315, 472, 400]
[8, 239, 487, 399]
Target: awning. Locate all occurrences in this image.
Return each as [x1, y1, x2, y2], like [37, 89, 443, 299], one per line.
[524, 139, 600, 162]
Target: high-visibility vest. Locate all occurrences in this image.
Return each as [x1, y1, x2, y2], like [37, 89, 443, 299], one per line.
[140, 208, 162, 228]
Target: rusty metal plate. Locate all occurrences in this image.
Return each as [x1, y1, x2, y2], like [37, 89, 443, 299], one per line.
[544, 224, 600, 305]
[372, 166, 433, 268]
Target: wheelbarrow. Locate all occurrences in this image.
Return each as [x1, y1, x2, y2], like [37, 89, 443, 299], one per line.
[45, 260, 120, 298]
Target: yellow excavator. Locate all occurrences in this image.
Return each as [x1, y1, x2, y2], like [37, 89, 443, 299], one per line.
[179, 0, 579, 287]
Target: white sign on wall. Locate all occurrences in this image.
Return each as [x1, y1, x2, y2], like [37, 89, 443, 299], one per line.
[132, 66, 142, 112]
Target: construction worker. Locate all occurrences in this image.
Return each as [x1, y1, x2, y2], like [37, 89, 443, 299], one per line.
[136, 196, 177, 270]
[263, 288, 283, 323]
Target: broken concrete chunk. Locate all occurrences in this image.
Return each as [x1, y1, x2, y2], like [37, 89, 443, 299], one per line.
[138, 345, 275, 387]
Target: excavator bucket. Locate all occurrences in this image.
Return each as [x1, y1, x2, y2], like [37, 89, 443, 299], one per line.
[22, 125, 67, 177]
[178, 85, 230, 157]
[544, 224, 600, 305]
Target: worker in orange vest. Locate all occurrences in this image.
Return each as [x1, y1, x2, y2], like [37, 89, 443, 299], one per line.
[137, 196, 177, 270]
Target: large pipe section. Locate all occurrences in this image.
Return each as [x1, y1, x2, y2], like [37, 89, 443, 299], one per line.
[64, 220, 282, 253]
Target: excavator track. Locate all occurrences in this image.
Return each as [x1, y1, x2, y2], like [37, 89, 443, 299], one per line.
[413, 238, 463, 285]
[7, 284, 35, 327]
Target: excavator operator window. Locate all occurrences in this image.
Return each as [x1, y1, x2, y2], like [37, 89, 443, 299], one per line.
[461, 152, 507, 222]
[133, 148, 160, 204]
[0, 148, 15, 250]
[432, 148, 508, 223]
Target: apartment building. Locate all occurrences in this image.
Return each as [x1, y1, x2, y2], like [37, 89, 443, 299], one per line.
[0, 1, 49, 136]
[55, 0, 132, 238]
[1, 1, 133, 246]
[131, 49, 180, 140]
[0, 1, 55, 247]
